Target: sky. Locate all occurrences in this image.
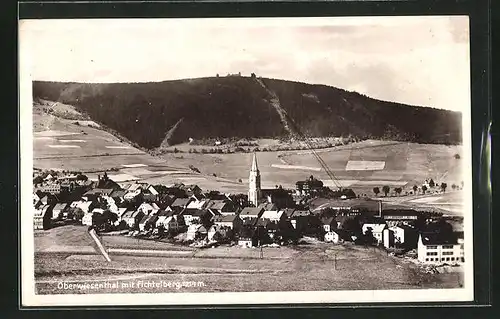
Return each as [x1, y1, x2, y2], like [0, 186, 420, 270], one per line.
[19, 16, 470, 112]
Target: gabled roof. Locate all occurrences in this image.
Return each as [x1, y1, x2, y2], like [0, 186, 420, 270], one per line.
[261, 210, 283, 220]
[240, 207, 264, 217]
[181, 208, 207, 217]
[291, 210, 311, 217]
[363, 223, 387, 233]
[257, 202, 277, 211]
[139, 214, 150, 224]
[171, 197, 191, 208]
[206, 199, 230, 211]
[121, 210, 135, 219]
[242, 217, 258, 227]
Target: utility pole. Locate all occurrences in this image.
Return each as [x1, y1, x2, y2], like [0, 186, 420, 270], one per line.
[334, 253, 337, 270]
[260, 245, 263, 259]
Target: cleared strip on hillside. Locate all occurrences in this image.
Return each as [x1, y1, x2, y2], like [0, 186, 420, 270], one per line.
[345, 160, 386, 171]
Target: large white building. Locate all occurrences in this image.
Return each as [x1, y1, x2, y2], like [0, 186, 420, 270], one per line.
[248, 152, 262, 207]
[417, 232, 464, 265]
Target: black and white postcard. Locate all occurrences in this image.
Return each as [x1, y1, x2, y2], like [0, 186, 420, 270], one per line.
[20, 16, 474, 306]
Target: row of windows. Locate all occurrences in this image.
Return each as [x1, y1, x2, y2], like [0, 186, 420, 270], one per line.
[442, 251, 454, 255]
[427, 245, 456, 250]
[425, 257, 465, 262]
[426, 252, 438, 256]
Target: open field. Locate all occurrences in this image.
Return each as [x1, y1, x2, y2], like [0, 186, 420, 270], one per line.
[33, 226, 463, 294]
[34, 241, 463, 294]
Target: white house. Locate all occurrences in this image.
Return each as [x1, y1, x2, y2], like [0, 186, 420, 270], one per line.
[147, 185, 159, 196]
[324, 231, 340, 243]
[186, 224, 203, 241]
[186, 199, 207, 210]
[417, 232, 464, 265]
[124, 189, 142, 201]
[261, 210, 285, 223]
[213, 214, 242, 232]
[362, 223, 387, 244]
[82, 212, 93, 226]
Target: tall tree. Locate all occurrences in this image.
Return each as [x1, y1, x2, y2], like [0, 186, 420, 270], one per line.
[394, 187, 402, 196]
[382, 185, 390, 197]
[440, 182, 447, 193]
[413, 185, 418, 194]
[421, 185, 428, 194]
[429, 179, 435, 188]
[373, 187, 380, 197]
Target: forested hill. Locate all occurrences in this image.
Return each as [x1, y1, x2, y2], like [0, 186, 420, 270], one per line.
[33, 76, 462, 149]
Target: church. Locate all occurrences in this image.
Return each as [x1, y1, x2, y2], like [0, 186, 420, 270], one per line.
[248, 153, 294, 209]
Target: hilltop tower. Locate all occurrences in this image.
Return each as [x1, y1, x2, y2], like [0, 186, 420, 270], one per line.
[248, 152, 261, 207]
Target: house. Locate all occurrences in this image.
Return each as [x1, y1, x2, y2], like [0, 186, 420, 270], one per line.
[76, 200, 94, 214]
[417, 232, 464, 265]
[261, 209, 285, 223]
[39, 183, 62, 195]
[137, 202, 160, 215]
[295, 175, 325, 196]
[186, 224, 207, 241]
[139, 214, 158, 232]
[237, 225, 255, 248]
[169, 197, 192, 210]
[123, 210, 145, 229]
[147, 185, 159, 196]
[324, 230, 340, 243]
[207, 224, 229, 241]
[260, 187, 294, 208]
[389, 225, 418, 249]
[182, 184, 203, 197]
[362, 223, 387, 244]
[143, 193, 158, 203]
[206, 199, 236, 216]
[289, 209, 315, 233]
[181, 208, 210, 226]
[239, 207, 264, 220]
[52, 202, 69, 220]
[82, 212, 93, 226]
[163, 215, 180, 232]
[213, 214, 242, 232]
[124, 189, 143, 201]
[115, 207, 129, 223]
[109, 189, 127, 204]
[186, 197, 208, 210]
[33, 205, 50, 230]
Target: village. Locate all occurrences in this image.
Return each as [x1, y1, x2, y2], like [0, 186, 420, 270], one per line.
[33, 153, 465, 267]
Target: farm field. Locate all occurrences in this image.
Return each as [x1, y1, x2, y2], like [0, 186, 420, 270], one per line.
[33, 110, 464, 212]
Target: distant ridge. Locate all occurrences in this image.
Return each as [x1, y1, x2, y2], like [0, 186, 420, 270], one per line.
[33, 76, 462, 149]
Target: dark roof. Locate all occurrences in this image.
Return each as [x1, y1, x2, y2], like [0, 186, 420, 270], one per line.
[143, 194, 157, 202]
[110, 190, 127, 198]
[321, 216, 335, 226]
[214, 215, 238, 223]
[257, 202, 277, 211]
[157, 210, 168, 217]
[282, 208, 296, 218]
[207, 200, 230, 211]
[139, 214, 150, 224]
[420, 232, 459, 245]
[171, 198, 191, 208]
[240, 207, 264, 217]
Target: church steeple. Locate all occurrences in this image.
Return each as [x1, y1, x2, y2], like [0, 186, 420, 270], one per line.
[248, 152, 261, 207]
